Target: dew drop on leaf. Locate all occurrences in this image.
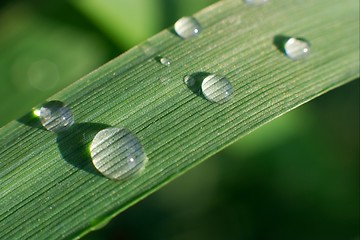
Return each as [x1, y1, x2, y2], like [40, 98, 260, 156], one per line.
[174, 16, 202, 39]
[90, 127, 147, 180]
[36, 100, 74, 133]
[201, 74, 234, 104]
[284, 37, 311, 60]
[159, 57, 171, 67]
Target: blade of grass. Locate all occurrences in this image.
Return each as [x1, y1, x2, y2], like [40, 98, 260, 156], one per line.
[0, 0, 359, 239]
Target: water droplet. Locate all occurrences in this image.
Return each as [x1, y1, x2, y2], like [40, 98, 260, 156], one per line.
[201, 74, 234, 103]
[37, 101, 74, 133]
[90, 127, 147, 180]
[159, 57, 171, 67]
[245, 0, 269, 5]
[174, 16, 202, 39]
[284, 37, 310, 60]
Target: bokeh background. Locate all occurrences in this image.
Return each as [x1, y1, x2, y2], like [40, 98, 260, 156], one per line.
[0, 1, 358, 239]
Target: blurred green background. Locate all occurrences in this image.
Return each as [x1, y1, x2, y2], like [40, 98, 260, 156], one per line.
[0, 1, 358, 239]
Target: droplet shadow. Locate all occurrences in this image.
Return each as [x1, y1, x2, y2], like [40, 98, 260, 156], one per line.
[57, 122, 111, 177]
[169, 28, 179, 38]
[273, 34, 291, 54]
[184, 71, 211, 100]
[154, 56, 163, 63]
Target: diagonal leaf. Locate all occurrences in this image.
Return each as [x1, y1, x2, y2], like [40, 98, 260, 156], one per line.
[0, 0, 359, 239]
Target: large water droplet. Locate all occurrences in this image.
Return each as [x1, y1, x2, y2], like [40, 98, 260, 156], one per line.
[284, 38, 310, 60]
[90, 127, 147, 180]
[174, 16, 202, 39]
[245, 0, 269, 5]
[37, 101, 74, 133]
[201, 74, 234, 103]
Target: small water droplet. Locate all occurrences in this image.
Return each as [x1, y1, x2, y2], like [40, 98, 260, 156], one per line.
[245, 0, 269, 5]
[90, 127, 147, 180]
[174, 16, 202, 39]
[284, 37, 310, 60]
[36, 101, 74, 133]
[159, 57, 171, 67]
[201, 74, 234, 103]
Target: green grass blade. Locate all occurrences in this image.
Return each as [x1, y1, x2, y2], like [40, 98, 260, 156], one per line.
[0, 0, 359, 239]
